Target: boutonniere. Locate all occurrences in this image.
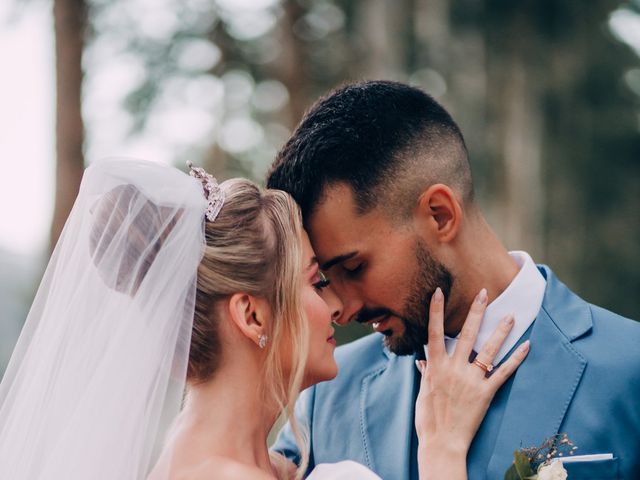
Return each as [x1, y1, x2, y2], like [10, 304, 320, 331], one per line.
[504, 433, 578, 479]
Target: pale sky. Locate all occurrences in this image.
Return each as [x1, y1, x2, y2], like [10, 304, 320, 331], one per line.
[0, 3, 185, 257]
[0, 3, 196, 256]
[0, 4, 55, 255]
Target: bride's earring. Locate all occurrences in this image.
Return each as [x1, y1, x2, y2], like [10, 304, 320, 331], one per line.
[258, 334, 268, 349]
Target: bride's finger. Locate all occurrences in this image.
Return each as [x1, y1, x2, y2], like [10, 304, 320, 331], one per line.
[427, 287, 446, 364]
[472, 314, 515, 375]
[487, 340, 530, 391]
[476, 315, 515, 372]
[452, 288, 488, 363]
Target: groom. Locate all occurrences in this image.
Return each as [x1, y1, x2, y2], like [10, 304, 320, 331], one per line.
[268, 81, 640, 479]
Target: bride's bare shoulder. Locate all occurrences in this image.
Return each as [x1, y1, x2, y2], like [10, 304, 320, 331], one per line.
[173, 456, 275, 480]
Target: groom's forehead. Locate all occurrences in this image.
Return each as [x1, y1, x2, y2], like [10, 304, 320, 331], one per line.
[307, 188, 356, 251]
[313, 183, 356, 215]
[309, 184, 364, 237]
[307, 184, 397, 258]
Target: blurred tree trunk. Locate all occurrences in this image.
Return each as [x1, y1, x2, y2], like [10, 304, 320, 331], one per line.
[485, 11, 544, 258]
[50, 0, 87, 251]
[275, 0, 309, 128]
[353, 0, 405, 79]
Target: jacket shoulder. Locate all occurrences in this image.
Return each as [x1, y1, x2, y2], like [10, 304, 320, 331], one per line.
[540, 265, 640, 354]
[583, 303, 640, 364]
[333, 333, 387, 373]
[312, 333, 389, 400]
[588, 303, 639, 333]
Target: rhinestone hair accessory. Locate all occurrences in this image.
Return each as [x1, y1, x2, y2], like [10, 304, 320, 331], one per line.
[187, 161, 225, 222]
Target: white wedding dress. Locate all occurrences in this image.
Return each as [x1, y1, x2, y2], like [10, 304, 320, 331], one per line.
[307, 461, 382, 479]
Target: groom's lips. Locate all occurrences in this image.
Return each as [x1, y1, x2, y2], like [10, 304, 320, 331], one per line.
[369, 315, 392, 334]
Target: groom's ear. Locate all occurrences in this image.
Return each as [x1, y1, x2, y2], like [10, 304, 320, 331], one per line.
[227, 293, 271, 348]
[415, 184, 462, 244]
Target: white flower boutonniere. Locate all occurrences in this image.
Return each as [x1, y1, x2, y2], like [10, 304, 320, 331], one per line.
[536, 461, 568, 480]
[504, 433, 577, 479]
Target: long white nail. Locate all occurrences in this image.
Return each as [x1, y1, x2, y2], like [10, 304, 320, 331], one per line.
[476, 288, 488, 304]
[433, 287, 444, 303]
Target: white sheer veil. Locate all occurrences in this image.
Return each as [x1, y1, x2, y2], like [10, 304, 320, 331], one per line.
[0, 159, 207, 479]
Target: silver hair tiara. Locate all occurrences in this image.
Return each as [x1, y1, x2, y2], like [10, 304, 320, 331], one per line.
[187, 161, 225, 222]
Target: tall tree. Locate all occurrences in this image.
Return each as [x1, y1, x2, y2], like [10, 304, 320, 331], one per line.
[50, 0, 87, 250]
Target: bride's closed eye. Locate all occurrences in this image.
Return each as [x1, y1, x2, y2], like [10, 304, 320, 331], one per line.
[313, 271, 331, 291]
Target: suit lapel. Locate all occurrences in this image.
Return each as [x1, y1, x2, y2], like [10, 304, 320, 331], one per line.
[485, 267, 592, 478]
[359, 351, 416, 480]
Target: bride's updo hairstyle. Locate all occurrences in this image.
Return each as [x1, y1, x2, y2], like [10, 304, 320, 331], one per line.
[90, 173, 310, 477]
[191, 178, 310, 474]
[89, 184, 182, 296]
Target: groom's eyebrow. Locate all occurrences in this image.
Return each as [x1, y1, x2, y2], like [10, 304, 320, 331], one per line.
[321, 251, 358, 271]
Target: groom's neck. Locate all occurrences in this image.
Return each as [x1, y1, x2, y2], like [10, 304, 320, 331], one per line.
[443, 217, 520, 336]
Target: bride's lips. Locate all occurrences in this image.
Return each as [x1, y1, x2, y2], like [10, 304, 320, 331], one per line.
[327, 329, 336, 346]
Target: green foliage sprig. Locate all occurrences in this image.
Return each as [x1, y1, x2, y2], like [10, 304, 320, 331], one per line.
[504, 434, 577, 480]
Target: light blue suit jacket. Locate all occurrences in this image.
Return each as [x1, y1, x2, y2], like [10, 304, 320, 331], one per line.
[273, 266, 640, 479]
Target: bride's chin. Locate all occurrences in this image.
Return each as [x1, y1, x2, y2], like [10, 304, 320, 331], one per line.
[302, 361, 339, 390]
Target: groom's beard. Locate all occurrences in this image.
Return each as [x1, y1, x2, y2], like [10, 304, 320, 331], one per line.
[384, 242, 453, 356]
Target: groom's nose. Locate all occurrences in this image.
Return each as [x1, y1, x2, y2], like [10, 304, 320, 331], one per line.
[322, 283, 344, 324]
[334, 295, 363, 326]
[324, 275, 363, 325]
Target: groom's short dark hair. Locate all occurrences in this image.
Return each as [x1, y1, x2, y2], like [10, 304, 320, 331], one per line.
[267, 80, 474, 222]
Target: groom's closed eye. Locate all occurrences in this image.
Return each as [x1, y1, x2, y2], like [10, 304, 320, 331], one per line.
[320, 251, 359, 271]
[342, 263, 364, 278]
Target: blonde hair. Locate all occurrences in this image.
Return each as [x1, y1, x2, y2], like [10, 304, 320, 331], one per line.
[189, 178, 309, 478]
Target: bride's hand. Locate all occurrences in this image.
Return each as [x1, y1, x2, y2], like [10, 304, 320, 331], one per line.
[414, 287, 530, 479]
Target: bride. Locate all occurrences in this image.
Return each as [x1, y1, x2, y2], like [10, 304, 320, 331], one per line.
[0, 159, 528, 479]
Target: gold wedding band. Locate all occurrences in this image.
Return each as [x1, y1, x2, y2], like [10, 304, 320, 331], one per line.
[473, 358, 494, 373]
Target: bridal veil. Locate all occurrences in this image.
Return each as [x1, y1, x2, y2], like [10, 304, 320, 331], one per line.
[0, 159, 207, 479]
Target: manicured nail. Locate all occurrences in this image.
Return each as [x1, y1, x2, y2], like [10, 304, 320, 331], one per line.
[520, 340, 530, 351]
[415, 360, 423, 373]
[503, 315, 515, 326]
[433, 287, 443, 304]
[476, 288, 488, 304]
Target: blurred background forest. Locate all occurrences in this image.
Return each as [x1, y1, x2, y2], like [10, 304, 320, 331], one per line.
[1, 0, 640, 374]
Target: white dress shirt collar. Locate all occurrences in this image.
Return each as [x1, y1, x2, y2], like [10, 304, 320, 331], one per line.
[426, 251, 546, 365]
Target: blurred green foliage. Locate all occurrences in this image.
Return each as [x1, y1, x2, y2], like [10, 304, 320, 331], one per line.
[87, 0, 640, 342]
[5, 0, 640, 352]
